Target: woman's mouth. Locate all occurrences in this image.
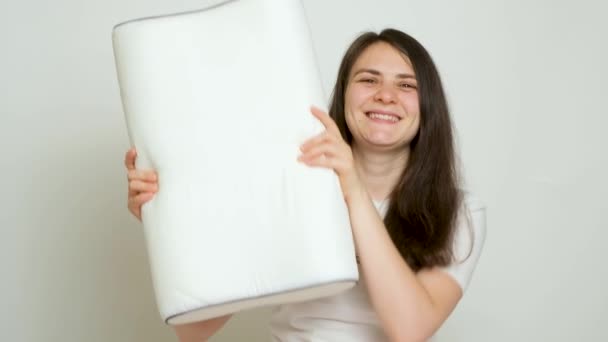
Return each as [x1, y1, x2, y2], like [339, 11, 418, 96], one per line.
[365, 111, 401, 123]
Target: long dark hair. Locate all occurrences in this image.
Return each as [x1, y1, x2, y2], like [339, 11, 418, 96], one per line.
[329, 29, 462, 272]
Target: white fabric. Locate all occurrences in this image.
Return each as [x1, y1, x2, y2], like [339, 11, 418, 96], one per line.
[112, 0, 358, 325]
[269, 194, 487, 341]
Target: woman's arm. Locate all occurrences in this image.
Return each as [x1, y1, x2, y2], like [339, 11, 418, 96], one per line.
[299, 108, 463, 341]
[346, 188, 462, 342]
[173, 315, 232, 342]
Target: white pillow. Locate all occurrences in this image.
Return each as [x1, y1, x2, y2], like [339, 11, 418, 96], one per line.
[112, 0, 358, 325]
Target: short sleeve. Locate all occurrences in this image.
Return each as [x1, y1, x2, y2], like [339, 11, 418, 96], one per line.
[440, 194, 487, 292]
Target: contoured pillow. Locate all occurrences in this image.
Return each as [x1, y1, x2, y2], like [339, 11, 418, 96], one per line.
[112, 0, 358, 325]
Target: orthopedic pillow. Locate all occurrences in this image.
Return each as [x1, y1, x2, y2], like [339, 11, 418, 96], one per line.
[112, 0, 358, 325]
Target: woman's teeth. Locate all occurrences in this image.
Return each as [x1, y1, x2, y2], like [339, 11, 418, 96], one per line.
[367, 112, 399, 122]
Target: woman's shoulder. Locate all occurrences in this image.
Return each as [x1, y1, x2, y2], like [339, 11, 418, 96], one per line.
[459, 190, 487, 238]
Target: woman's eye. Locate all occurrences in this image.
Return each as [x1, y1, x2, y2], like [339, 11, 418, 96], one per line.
[359, 78, 376, 84]
[400, 83, 417, 89]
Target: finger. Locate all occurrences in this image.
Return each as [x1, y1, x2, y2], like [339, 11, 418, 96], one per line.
[129, 191, 155, 208]
[298, 142, 340, 162]
[127, 169, 158, 182]
[128, 180, 159, 194]
[300, 153, 344, 171]
[134, 191, 155, 205]
[300, 131, 331, 152]
[310, 106, 340, 136]
[124, 148, 137, 170]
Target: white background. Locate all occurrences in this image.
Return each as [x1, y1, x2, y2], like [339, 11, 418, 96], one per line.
[1, 0, 606, 341]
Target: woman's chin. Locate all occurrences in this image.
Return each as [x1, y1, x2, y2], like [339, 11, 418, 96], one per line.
[361, 138, 405, 151]
[364, 134, 398, 146]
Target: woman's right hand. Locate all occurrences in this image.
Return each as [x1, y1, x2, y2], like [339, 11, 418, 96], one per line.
[125, 148, 158, 222]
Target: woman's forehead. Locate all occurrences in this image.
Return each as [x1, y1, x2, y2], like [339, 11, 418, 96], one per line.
[351, 42, 414, 76]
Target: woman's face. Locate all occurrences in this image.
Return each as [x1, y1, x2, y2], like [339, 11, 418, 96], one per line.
[344, 42, 421, 152]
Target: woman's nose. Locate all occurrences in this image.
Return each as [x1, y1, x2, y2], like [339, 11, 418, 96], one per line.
[373, 85, 397, 104]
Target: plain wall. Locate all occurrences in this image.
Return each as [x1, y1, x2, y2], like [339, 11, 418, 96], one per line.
[1, 0, 606, 341]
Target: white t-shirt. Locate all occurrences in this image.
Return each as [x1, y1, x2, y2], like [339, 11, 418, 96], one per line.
[269, 194, 487, 342]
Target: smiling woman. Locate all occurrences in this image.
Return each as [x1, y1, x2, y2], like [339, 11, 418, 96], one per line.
[125, 28, 486, 342]
[269, 29, 486, 342]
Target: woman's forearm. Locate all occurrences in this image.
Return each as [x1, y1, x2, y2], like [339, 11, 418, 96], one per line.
[345, 189, 444, 341]
[173, 314, 232, 342]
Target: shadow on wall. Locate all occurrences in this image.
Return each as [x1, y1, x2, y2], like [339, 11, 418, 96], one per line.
[18, 111, 176, 341]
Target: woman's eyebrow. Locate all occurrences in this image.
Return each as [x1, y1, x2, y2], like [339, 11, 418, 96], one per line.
[353, 68, 381, 76]
[353, 68, 416, 79]
[396, 73, 416, 80]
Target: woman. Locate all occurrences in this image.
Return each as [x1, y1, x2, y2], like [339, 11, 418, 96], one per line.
[125, 28, 485, 341]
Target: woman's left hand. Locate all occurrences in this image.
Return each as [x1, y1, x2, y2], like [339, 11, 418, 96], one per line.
[298, 107, 364, 202]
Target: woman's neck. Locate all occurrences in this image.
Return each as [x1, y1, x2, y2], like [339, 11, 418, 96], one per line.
[352, 144, 410, 201]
